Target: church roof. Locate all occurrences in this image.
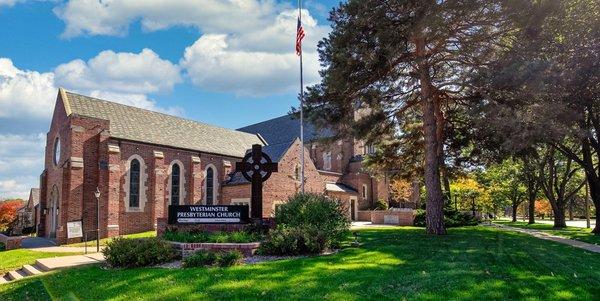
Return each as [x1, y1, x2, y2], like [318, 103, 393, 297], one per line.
[237, 114, 333, 145]
[27, 188, 40, 208]
[61, 89, 264, 158]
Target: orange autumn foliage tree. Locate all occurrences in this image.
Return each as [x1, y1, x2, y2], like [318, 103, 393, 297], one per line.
[0, 199, 24, 232]
[534, 199, 553, 218]
[390, 179, 413, 203]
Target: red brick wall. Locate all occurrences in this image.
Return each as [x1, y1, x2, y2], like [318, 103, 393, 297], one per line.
[222, 139, 325, 218]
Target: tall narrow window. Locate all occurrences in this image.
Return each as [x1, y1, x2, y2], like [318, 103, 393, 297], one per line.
[171, 164, 180, 205]
[323, 152, 332, 171]
[362, 184, 367, 199]
[206, 167, 214, 205]
[129, 159, 140, 208]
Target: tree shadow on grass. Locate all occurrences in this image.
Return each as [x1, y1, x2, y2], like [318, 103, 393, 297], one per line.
[0, 278, 51, 301]
[2, 226, 600, 300]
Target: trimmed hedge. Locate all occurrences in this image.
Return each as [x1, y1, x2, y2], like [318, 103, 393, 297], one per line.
[103, 237, 177, 268]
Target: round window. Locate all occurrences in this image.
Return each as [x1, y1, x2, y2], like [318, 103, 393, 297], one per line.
[53, 137, 61, 166]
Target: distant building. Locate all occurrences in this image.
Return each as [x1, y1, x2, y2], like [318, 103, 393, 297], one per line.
[39, 89, 389, 244]
[11, 188, 39, 235]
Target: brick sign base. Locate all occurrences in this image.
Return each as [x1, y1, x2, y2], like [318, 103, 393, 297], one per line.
[169, 241, 261, 258]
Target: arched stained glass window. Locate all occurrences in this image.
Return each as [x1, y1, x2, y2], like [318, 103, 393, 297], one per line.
[171, 164, 181, 205]
[129, 159, 140, 208]
[206, 167, 214, 205]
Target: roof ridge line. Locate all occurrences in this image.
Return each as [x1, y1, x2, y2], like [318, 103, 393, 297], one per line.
[63, 89, 258, 137]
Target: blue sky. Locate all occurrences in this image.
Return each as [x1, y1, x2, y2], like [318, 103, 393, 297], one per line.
[0, 0, 340, 198]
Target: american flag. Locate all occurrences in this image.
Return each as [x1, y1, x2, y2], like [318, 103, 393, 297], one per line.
[296, 16, 305, 56]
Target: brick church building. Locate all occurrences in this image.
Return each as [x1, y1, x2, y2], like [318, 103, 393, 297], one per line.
[39, 89, 389, 244]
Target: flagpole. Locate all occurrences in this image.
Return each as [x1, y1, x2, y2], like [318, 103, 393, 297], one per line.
[298, 0, 305, 193]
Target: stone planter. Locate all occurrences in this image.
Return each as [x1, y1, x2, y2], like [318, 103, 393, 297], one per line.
[168, 241, 261, 258]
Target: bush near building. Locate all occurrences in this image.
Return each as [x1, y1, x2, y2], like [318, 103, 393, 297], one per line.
[260, 193, 350, 255]
[102, 237, 177, 268]
[162, 230, 261, 244]
[183, 250, 243, 268]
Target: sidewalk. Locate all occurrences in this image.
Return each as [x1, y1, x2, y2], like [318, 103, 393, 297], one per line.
[492, 223, 600, 254]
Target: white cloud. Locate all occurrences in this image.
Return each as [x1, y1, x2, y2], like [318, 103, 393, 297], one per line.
[0, 58, 57, 118]
[54, 1, 329, 95]
[54, 48, 181, 94]
[54, 0, 278, 38]
[179, 8, 325, 96]
[0, 49, 182, 120]
[0, 133, 45, 199]
[180, 33, 319, 96]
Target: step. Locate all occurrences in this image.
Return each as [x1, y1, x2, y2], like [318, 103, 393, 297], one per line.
[22, 264, 42, 276]
[0, 275, 9, 284]
[34, 253, 105, 272]
[7, 270, 25, 281]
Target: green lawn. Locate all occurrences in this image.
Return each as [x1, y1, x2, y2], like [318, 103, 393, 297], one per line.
[0, 249, 80, 274]
[2, 226, 600, 300]
[494, 220, 600, 245]
[65, 230, 157, 247]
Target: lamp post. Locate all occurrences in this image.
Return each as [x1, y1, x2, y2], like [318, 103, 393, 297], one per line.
[94, 187, 100, 253]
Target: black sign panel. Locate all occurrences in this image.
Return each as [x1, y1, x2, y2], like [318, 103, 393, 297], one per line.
[168, 205, 250, 224]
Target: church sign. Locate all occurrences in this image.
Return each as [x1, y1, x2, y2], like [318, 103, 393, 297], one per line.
[168, 205, 250, 224]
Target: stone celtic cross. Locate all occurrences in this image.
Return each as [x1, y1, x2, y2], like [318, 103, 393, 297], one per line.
[236, 144, 278, 219]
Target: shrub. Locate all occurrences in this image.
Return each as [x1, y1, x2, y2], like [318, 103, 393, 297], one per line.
[375, 199, 389, 210]
[183, 250, 243, 268]
[259, 226, 307, 255]
[163, 230, 260, 243]
[183, 250, 217, 268]
[261, 193, 350, 255]
[413, 208, 479, 227]
[217, 250, 243, 267]
[163, 231, 209, 243]
[103, 237, 177, 268]
[0, 242, 4, 251]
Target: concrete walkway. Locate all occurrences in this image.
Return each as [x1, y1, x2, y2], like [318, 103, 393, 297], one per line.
[493, 224, 600, 254]
[21, 237, 57, 249]
[1, 253, 105, 285]
[351, 221, 399, 229]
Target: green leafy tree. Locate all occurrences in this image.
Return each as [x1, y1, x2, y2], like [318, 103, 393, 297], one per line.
[474, 0, 600, 233]
[306, 0, 513, 234]
[482, 159, 527, 222]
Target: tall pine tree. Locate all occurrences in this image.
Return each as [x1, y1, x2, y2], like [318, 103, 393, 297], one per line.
[305, 0, 513, 234]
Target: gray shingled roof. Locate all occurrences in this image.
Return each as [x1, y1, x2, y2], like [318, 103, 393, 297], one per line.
[64, 91, 263, 158]
[28, 188, 40, 207]
[237, 114, 332, 145]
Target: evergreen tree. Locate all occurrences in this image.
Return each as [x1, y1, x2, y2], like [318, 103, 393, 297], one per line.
[305, 0, 513, 234]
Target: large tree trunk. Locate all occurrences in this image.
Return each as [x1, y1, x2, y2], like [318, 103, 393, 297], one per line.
[580, 140, 600, 234]
[553, 204, 567, 229]
[512, 203, 518, 222]
[528, 198, 535, 224]
[417, 41, 446, 235]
